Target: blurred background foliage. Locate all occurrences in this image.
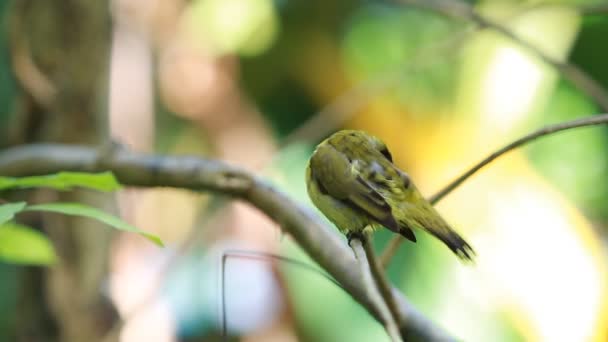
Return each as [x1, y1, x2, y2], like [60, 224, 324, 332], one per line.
[1, 0, 608, 341]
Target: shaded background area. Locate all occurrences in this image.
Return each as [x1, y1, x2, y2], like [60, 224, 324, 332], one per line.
[1, 0, 608, 341]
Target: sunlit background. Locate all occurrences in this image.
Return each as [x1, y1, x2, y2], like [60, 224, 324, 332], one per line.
[1, 0, 608, 341]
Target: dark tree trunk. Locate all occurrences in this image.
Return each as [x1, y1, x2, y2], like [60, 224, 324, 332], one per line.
[8, 1, 118, 341]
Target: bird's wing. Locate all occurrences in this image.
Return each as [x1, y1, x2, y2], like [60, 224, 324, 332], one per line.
[310, 143, 401, 233]
[351, 158, 417, 242]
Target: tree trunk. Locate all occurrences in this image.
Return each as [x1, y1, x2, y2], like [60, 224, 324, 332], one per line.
[8, 1, 118, 341]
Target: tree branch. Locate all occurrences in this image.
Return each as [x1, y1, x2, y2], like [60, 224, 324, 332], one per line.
[361, 228, 404, 339]
[399, 0, 608, 112]
[350, 236, 403, 342]
[380, 113, 608, 266]
[429, 114, 608, 203]
[0, 144, 455, 342]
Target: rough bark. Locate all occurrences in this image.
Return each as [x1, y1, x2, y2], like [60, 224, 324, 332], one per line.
[7, 1, 117, 341]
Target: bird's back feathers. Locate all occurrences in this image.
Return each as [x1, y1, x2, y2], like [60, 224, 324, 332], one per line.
[307, 130, 475, 261]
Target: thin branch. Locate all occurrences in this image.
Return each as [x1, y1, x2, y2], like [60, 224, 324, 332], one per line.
[100, 197, 227, 342]
[381, 234, 407, 269]
[0, 144, 455, 342]
[350, 236, 403, 342]
[522, 2, 608, 16]
[581, 3, 608, 15]
[398, 0, 608, 112]
[380, 113, 608, 266]
[430, 114, 608, 203]
[361, 228, 404, 337]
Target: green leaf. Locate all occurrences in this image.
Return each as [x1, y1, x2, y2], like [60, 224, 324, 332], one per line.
[25, 203, 163, 247]
[0, 223, 57, 265]
[0, 202, 27, 225]
[0, 172, 121, 192]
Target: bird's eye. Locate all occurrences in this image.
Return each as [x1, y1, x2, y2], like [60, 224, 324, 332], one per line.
[380, 148, 393, 162]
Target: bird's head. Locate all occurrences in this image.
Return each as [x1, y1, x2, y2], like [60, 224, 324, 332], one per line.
[331, 130, 394, 162]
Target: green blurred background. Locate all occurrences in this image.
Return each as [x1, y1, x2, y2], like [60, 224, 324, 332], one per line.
[1, 0, 608, 341]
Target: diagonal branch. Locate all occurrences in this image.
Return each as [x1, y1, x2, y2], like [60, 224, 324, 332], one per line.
[380, 113, 608, 267]
[428, 113, 608, 203]
[350, 236, 403, 342]
[0, 144, 455, 342]
[361, 228, 404, 338]
[399, 0, 608, 111]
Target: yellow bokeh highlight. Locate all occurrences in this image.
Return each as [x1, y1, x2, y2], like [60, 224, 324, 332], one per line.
[185, 0, 279, 56]
[343, 4, 607, 341]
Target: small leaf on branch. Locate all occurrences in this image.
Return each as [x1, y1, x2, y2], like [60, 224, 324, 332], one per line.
[0, 172, 121, 192]
[0, 222, 57, 265]
[26, 203, 163, 247]
[0, 202, 27, 225]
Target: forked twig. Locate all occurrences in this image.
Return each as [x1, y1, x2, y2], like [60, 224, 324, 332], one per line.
[0, 144, 454, 341]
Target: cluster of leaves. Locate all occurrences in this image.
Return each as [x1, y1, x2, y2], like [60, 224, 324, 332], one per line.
[0, 172, 163, 265]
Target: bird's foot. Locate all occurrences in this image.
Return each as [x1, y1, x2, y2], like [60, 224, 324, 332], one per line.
[346, 231, 363, 247]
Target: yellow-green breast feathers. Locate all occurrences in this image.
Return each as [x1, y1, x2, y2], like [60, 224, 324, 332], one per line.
[306, 130, 475, 261]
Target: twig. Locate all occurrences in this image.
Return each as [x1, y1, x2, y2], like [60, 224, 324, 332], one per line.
[398, 0, 608, 112]
[429, 114, 608, 203]
[361, 228, 404, 335]
[100, 230, 201, 342]
[380, 113, 608, 267]
[581, 3, 608, 15]
[100, 197, 228, 342]
[350, 236, 403, 342]
[0, 144, 454, 342]
[520, 2, 608, 16]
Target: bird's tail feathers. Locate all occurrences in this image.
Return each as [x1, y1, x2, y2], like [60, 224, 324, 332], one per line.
[435, 229, 475, 262]
[414, 205, 476, 262]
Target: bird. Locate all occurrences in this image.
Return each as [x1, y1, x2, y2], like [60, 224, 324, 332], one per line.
[305, 130, 475, 261]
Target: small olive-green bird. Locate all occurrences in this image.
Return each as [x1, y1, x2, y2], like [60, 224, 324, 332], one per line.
[306, 130, 474, 261]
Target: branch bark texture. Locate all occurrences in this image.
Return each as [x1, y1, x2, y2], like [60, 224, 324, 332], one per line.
[400, 0, 608, 111]
[0, 144, 455, 342]
[351, 236, 403, 342]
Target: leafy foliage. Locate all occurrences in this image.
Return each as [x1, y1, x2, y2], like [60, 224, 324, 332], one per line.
[0, 202, 26, 226]
[26, 203, 163, 247]
[0, 172, 121, 192]
[0, 223, 57, 265]
[0, 172, 162, 265]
